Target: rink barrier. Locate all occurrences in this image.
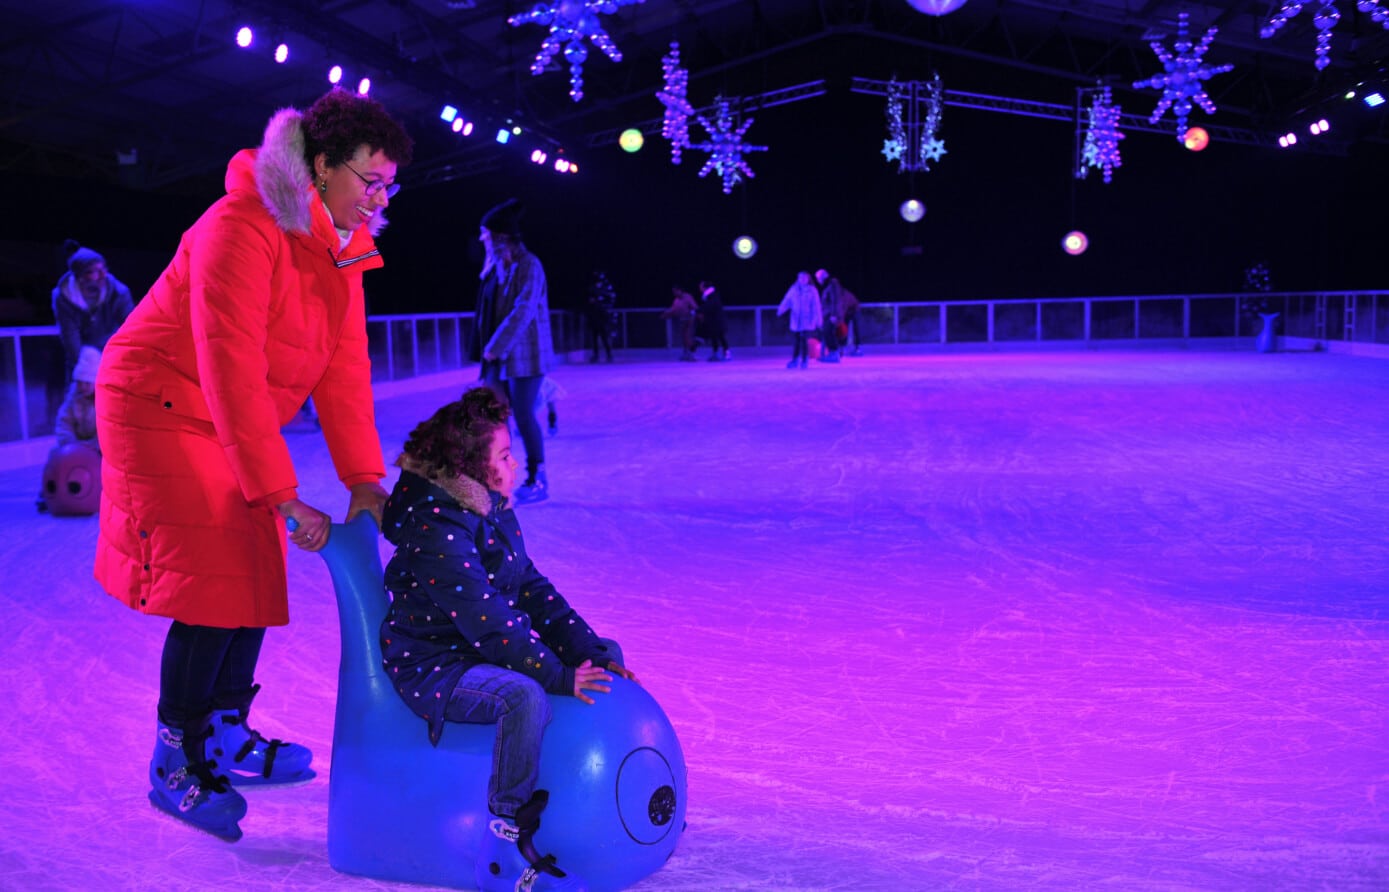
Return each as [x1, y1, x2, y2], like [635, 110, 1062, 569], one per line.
[5, 290, 1388, 444]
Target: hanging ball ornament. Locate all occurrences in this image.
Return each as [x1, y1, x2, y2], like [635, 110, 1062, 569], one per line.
[1062, 230, 1089, 256]
[1183, 126, 1210, 151]
[900, 199, 926, 222]
[619, 128, 645, 152]
[904, 0, 971, 15]
[732, 235, 758, 259]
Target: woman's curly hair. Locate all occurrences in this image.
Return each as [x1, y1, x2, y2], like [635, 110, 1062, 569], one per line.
[400, 387, 511, 486]
[302, 88, 414, 169]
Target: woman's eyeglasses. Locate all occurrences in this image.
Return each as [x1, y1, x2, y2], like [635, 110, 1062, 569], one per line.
[342, 161, 400, 199]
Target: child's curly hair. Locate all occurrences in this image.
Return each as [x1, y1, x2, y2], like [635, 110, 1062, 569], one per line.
[400, 387, 511, 486]
[302, 87, 415, 169]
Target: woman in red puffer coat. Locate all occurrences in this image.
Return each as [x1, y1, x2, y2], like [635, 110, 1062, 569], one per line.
[94, 88, 412, 842]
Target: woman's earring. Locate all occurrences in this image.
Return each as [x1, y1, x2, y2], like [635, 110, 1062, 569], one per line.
[317, 176, 328, 194]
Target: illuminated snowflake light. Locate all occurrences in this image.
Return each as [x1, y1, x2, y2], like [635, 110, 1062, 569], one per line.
[687, 96, 768, 194]
[1078, 86, 1124, 183]
[655, 42, 692, 164]
[508, 0, 646, 102]
[1131, 12, 1235, 141]
[1261, 1, 1389, 71]
[882, 75, 946, 172]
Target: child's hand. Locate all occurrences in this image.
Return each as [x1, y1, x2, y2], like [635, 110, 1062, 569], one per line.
[572, 660, 613, 705]
[607, 661, 640, 684]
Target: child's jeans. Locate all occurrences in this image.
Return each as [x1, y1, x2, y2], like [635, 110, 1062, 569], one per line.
[445, 639, 624, 818]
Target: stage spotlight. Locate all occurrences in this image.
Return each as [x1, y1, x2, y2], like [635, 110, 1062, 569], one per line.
[567, 162, 578, 174]
[328, 65, 343, 84]
[732, 236, 758, 259]
[555, 158, 570, 172]
[357, 77, 371, 95]
[236, 27, 253, 48]
[531, 149, 548, 164]
[496, 129, 510, 144]
[274, 43, 289, 63]
[1182, 126, 1209, 151]
[900, 199, 925, 222]
[1309, 119, 1330, 135]
[462, 122, 474, 136]
[1365, 92, 1385, 108]
[1061, 230, 1088, 256]
[451, 118, 464, 133]
[441, 105, 458, 122]
[619, 128, 644, 152]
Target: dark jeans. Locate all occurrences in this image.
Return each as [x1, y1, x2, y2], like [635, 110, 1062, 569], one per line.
[446, 640, 624, 818]
[845, 313, 860, 348]
[506, 375, 545, 477]
[790, 331, 809, 362]
[589, 325, 613, 360]
[158, 621, 266, 726]
[708, 330, 729, 354]
[822, 319, 841, 354]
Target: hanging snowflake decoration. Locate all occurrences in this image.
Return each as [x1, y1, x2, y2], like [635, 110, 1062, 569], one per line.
[655, 42, 692, 164]
[1260, 1, 1389, 71]
[917, 74, 946, 168]
[883, 79, 908, 163]
[1131, 12, 1235, 141]
[1078, 86, 1124, 183]
[687, 96, 768, 194]
[507, 0, 647, 102]
[881, 75, 946, 172]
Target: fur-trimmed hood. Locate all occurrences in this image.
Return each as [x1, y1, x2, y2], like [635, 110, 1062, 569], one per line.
[394, 454, 496, 517]
[244, 108, 387, 238]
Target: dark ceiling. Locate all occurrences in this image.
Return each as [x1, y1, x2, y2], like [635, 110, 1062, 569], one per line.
[3, 0, 1388, 193]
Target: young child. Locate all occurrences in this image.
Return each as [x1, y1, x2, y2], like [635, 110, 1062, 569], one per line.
[777, 271, 823, 369]
[38, 345, 102, 514]
[379, 386, 635, 892]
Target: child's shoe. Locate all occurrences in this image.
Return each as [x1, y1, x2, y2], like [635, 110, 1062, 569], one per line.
[786, 359, 798, 369]
[149, 720, 247, 842]
[207, 686, 315, 787]
[475, 792, 588, 892]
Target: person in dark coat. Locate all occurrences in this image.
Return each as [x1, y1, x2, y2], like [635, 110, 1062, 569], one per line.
[697, 280, 730, 361]
[380, 386, 634, 891]
[814, 268, 844, 363]
[584, 270, 618, 363]
[51, 240, 135, 383]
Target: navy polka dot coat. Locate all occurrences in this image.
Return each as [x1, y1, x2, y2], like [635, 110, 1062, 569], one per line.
[379, 461, 613, 745]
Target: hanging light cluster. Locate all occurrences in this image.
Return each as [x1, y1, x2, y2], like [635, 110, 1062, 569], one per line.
[1078, 86, 1124, 183]
[655, 42, 691, 164]
[1131, 12, 1235, 141]
[688, 97, 768, 194]
[881, 75, 947, 173]
[507, 0, 646, 102]
[1260, 1, 1389, 71]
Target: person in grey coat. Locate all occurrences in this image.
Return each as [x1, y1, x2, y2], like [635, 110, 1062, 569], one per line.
[474, 198, 555, 503]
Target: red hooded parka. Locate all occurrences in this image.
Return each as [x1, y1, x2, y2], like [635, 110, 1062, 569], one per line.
[94, 108, 387, 628]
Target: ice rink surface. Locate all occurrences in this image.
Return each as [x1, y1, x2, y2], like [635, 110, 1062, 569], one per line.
[1, 348, 1386, 891]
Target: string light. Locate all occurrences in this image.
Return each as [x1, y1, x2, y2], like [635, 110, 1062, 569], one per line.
[1077, 86, 1124, 183]
[1261, 2, 1389, 71]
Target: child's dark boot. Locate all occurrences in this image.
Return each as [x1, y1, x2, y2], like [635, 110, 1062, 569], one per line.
[475, 791, 587, 891]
